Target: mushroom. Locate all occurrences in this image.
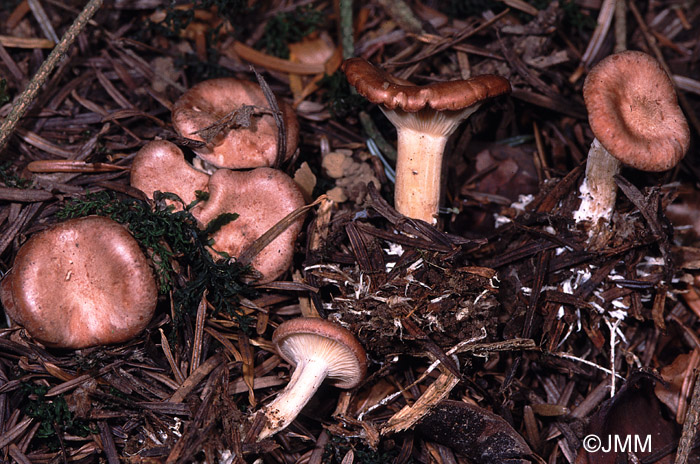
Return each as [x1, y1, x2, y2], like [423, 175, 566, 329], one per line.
[342, 57, 511, 223]
[257, 317, 367, 440]
[171, 78, 300, 170]
[0, 216, 158, 349]
[574, 50, 690, 229]
[191, 168, 305, 283]
[130, 140, 209, 208]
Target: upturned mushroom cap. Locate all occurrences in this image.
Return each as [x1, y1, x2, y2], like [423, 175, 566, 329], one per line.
[256, 317, 367, 439]
[0, 216, 158, 349]
[272, 317, 367, 389]
[130, 140, 209, 208]
[191, 168, 305, 283]
[171, 78, 299, 169]
[583, 50, 690, 172]
[342, 57, 511, 113]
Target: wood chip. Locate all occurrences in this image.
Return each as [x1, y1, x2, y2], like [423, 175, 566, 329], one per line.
[169, 353, 224, 403]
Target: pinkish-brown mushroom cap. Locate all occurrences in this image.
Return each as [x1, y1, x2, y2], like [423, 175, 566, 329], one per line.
[583, 50, 690, 172]
[272, 317, 367, 389]
[130, 140, 209, 208]
[172, 78, 299, 169]
[191, 168, 305, 283]
[341, 57, 511, 113]
[0, 216, 158, 349]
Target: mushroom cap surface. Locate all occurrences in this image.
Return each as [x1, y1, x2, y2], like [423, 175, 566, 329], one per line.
[583, 50, 690, 172]
[191, 168, 305, 283]
[0, 216, 158, 348]
[341, 57, 511, 113]
[172, 78, 299, 169]
[272, 317, 367, 389]
[130, 140, 209, 208]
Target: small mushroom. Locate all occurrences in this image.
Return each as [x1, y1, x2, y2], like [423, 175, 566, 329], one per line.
[574, 51, 690, 229]
[171, 78, 300, 169]
[130, 140, 210, 208]
[257, 317, 367, 440]
[0, 216, 158, 349]
[342, 58, 511, 223]
[191, 168, 305, 283]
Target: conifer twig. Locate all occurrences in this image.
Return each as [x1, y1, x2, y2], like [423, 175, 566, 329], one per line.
[676, 368, 700, 464]
[339, 0, 354, 59]
[613, 0, 627, 53]
[0, 0, 104, 157]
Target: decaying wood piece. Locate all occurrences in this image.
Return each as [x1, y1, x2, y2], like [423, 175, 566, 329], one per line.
[417, 400, 533, 464]
[380, 366, 461, 435]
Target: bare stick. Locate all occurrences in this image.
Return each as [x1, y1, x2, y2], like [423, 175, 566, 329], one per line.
[339, 0, 354, 59]
[676, 368, 700, 464]
[0, 0, 104, 157]
[613, 0, 627, 53]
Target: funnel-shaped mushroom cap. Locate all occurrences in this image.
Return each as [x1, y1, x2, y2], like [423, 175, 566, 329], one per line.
[192, 168, 305, 283]
[130, 140, 209, 208]
[0, 216, 157, 349]
[172, 78, 299, 169]
[342, 57, 511, 113]
[273, 317, 367, 389]
[341, 58, 511, 223]
[583, 51, 690, 172]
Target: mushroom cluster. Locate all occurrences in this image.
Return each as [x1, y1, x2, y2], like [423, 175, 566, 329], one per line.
[131, 78, 306, 284]
[342, 58, 511, 224]
[574, 51, 690, 232]
[1, 216, 158, 349]
[0, 77, 307, 349]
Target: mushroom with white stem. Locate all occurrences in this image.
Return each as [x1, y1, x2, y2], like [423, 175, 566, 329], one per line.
[171, 77, 299, 170]
[256, 317, 367, 440]
[574, 50, 690, 234]
[0, 216, 158, 349]
[341, 58, 511, 224]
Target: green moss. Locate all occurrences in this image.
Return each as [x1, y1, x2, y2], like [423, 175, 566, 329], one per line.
[560, 0, 596, 33]
[20, 383, 92, 450]
[173, 48, 236, 81]
[172, 243, 255, 331]
[320, 70, 367, 120]
[151, 6, 195, 38]
[0, 161, 32, 189]
[146, 0, 251, 38]
[58, 191, 198, 293]
[255, 5, 325, 59]
[0, 79, 9, 105]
